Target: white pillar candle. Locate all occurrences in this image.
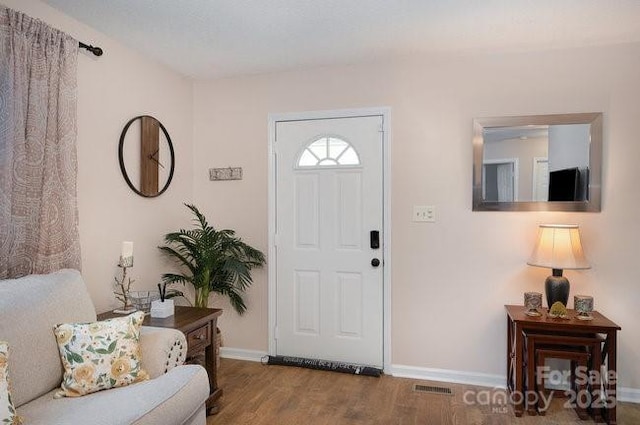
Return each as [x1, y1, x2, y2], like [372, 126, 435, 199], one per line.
[121, 241, 133, 259]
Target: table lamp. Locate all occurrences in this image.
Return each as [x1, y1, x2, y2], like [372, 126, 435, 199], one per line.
[527, 224, 590, 308]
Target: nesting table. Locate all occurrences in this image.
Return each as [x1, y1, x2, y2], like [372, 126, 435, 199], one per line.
[505, 305, 621, 424]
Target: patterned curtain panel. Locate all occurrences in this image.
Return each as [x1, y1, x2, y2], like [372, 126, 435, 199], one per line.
[0, 6, 81, 279]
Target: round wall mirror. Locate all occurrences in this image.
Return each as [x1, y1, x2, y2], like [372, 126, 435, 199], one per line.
[118, 115, 175, 197]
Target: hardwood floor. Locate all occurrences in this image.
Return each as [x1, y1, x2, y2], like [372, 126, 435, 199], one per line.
[208, 358, 640, 425]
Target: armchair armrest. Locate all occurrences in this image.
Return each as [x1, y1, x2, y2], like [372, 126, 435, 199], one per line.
[139, 326, 187, 379]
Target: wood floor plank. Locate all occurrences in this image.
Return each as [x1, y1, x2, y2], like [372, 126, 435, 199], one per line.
[208, 359, 640, 424]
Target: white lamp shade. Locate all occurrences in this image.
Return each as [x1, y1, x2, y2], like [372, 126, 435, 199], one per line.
[527, 224, 591, 270]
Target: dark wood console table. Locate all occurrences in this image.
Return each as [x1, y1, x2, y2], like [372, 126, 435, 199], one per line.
[98, 306, 223, 415]
[505, 305, 621, 424]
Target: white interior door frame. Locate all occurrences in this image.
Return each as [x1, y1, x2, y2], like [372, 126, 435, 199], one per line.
[268, 107, 392, 372]
[482, 158, 519, 201]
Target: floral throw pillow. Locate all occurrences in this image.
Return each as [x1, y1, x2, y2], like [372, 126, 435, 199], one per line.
[1, 341, 22, 425]
[53, 311, 149, 398]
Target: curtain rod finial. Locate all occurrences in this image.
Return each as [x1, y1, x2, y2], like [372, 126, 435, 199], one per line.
[79, 42, 103, 57]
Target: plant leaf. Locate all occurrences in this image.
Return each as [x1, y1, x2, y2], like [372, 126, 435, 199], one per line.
[158, 203, 266, 313]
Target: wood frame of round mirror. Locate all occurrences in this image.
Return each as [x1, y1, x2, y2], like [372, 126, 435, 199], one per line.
[118, 115, 175, 198]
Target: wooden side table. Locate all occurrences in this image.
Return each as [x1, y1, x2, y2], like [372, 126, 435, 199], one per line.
[505, 305, 621, 424]
[98, 306, 223, 415]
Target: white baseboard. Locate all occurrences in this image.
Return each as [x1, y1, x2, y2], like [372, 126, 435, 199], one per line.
[619, 387, 640, 403]
[220, 347, 268, 363]
[390, 364, 505, 389]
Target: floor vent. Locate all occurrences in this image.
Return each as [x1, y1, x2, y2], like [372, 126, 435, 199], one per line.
[413, 384, 453, 395]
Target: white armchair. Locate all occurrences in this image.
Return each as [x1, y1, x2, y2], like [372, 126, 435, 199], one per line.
[0, 269, 209, 425]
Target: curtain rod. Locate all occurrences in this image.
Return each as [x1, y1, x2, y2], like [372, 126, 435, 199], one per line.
[79, 41, 103, 56]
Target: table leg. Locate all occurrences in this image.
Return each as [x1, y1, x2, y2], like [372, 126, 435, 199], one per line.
[604, 331, 617, 425]
[514, 323, 524, 417]
[507, 315, 513, 392]
[590, 340, 603, 423]
[525, 334, 537, 415]
[205, 319, 223, 415]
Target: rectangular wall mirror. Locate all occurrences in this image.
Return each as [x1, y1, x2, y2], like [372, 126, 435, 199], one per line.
[472, 112, 602, 212]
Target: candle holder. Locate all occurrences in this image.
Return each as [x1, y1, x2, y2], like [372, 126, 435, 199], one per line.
[113, 257, 136, 314]
[524, 292, 542, 317]
[119, 254, 133, 268]
[574, 295, 594, 321]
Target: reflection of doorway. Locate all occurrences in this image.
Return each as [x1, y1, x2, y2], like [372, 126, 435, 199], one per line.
[532, 157, 549, 201]
[483, 159, 518, 201]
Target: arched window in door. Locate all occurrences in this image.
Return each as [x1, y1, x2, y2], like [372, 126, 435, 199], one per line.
[297, 136, 360, 168]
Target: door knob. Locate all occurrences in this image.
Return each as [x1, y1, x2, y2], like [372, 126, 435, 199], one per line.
[371, 258, 381, 267]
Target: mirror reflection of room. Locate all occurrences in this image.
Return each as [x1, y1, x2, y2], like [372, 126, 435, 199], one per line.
[482, 123, 590, 202]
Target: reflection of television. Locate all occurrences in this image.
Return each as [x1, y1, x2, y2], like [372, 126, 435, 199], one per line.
[548, 167, 589, 201]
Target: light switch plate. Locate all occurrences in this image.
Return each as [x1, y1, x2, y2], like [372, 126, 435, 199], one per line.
[413, 205, 436, 222]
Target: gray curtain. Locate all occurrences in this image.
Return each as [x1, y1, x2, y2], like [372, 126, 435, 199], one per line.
[0, 6, 81, 279]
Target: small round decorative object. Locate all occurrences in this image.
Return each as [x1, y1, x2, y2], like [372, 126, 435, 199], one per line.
[524, 292, 542, 316]
[574, 295, 594, 321]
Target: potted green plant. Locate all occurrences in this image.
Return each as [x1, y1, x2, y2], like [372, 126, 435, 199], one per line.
[158, 204, 266, 313]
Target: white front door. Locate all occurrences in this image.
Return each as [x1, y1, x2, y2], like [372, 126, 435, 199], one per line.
[274, 115, 384, 367]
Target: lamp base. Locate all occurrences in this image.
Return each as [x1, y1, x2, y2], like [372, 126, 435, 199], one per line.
[545, 269, 570, 308]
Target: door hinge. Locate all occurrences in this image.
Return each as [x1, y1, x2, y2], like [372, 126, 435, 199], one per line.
[274, 326, 279, 339]
[274, 233, 279, 247]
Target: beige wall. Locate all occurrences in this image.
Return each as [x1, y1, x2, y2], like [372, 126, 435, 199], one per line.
[6, 0, 640, 392]
[3, 0, 195, 313]
[193, 45, 640, 388]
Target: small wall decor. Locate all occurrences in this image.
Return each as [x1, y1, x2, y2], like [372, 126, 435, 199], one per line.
[209, 167, 243, 181]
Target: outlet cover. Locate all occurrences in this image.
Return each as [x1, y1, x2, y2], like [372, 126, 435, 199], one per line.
[413, 205, 436, 222]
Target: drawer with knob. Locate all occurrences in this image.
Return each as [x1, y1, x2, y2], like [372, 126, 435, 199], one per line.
[186, 322, 211, 352]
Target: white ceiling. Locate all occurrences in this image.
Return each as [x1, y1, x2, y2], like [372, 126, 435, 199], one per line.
[42, 0, 640, 79]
